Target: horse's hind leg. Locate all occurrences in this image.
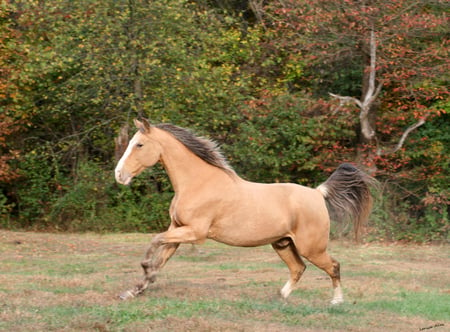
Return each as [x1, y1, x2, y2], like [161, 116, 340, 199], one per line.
[272, 238, 306, 299]
[305, 252, 343, 305]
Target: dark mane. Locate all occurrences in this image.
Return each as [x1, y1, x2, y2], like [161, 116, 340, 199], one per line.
[156, 123, 235, 175]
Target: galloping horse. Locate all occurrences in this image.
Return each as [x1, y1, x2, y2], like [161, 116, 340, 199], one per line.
[115, 119, 375, 304]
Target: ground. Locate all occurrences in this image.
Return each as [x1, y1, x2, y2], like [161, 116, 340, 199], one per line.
[0, 230, 449, 331]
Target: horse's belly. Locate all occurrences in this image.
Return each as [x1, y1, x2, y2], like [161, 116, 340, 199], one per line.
[207, 208, 292, 247]
[207, 229, 283, 247]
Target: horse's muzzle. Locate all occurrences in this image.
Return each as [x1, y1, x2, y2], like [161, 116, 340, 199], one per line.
[115, 168, 133, 185]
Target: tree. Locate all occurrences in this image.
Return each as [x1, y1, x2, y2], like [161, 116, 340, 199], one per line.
[2, 0, 260, 229]
[264, 0, 448, 164]
[1, 0, 447, 240]
[259, 0, 449, 241]
[0, 2, 21, 183]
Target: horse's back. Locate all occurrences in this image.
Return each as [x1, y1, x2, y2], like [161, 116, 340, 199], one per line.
[247, 181, 329, 227]
[241, 180, 325, 211]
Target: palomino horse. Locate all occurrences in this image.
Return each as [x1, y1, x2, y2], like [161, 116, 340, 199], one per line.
[115, 119, 375, 304]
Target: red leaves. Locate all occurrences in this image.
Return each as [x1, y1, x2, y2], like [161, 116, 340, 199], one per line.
[0, 116, 20, 183]
[0, 6, 23, 183]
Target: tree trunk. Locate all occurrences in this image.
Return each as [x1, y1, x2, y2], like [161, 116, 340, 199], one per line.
[114, 125, 129, 162]
[330, 29, 381, 144]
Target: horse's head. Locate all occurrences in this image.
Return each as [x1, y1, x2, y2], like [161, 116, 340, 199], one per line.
[115, 119, 162, 185]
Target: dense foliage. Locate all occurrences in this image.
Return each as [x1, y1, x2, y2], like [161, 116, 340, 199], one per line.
[0, 0, 448, 242]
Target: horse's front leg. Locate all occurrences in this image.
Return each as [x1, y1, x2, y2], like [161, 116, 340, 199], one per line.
[119, 239, 179, 300]
[119, 226, 203, 300]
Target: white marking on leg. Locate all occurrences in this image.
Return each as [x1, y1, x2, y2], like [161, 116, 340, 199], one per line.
[281, 280, 293, 299]
[331, 285, 344, 305]
[119, 290, 135, 300]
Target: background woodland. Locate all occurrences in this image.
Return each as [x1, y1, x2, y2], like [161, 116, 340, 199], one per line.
[0, 0, 448, 242]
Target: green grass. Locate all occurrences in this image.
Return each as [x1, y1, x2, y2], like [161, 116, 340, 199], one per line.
[363, 290, 450, 321]
[0, 230, 449, 331]
[6, 295, 355, 330]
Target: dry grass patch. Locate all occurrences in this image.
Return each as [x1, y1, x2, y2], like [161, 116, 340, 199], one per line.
[0, 230, 448, 331]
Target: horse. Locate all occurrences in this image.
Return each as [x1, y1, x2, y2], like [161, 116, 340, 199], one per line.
[115, 118, 375, 304]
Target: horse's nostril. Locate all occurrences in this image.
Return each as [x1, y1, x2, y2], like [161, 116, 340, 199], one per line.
[115, 169, 123, 182]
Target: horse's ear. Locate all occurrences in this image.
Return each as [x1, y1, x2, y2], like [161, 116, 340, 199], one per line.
[134, 118, 151, 133]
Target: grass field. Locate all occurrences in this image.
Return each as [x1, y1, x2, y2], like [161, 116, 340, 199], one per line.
[0, 230, 448, 331]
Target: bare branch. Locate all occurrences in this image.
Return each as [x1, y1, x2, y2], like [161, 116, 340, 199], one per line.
[329, 93, 362, 108]
[379, 117, 427, 155]
[373, 80, 384, 99]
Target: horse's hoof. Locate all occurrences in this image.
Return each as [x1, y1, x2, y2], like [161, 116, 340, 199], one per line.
[119, 290, 135, 300]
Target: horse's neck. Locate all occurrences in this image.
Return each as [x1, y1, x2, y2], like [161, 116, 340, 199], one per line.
[155, 129, 226, 193]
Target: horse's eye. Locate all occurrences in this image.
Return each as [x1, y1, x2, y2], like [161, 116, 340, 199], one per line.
[136, 143, 143, 148]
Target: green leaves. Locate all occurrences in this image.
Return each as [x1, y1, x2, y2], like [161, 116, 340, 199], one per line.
[0, 0, 447, 240]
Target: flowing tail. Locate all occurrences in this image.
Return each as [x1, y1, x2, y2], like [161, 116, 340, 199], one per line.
[317, 163, 376, 241]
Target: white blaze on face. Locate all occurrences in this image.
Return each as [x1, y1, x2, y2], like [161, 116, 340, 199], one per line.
[115, 136, 138, 185]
